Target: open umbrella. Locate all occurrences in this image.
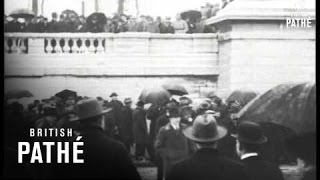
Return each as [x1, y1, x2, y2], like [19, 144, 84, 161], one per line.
[238, 82, 316, 134]
[226, 89, 258, 107]
[237, 82, 316, 164]
[55, 89, 77, 101]
[61, 9, 79, 21]
[180, 10, 202, 23]
[87, 12, 107, 24]
[10, 8, 35, 19]
[5, 89, 33, 99]
[139, 87, 171, 105]
[162, 83, 188, 96]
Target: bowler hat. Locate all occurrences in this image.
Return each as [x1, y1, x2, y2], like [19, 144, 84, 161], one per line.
[232, 122, 267, 144]
[183, 114, 227, 143]
[109, 92, 118, 97]
[199, 101, 211, 110]
[71, 98, 112, 121]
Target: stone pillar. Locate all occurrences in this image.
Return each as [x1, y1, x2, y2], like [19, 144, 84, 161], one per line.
[28, 38, 45, 54]
[206, 0, 315, 96]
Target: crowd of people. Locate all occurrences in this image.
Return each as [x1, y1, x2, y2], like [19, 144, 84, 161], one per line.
[4, 88, 315, 180]
[4, 12, 218, 34]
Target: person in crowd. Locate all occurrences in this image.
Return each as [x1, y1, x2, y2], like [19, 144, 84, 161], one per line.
[185, 17, 195, 34]
[77, 15, 86, 32]
[132, 100, 148, 161]
[137, 15, 147, 32]
[128, 16, 139, 32]
[36, 16, 47, 32]
[119, 98, 134, 152]
[25, 16, 38, 32]
[108, 92, 123, 140]
[173, 13, 188, 33]
[160, 17, 175, 34]
[196, 100, 212, 115]
[167, 113, 249, 180]
[47, 12, 59, 32]
[233, 121, 284, 180]
[154, 107, 190, 179]
[54, 98, 141, 179]
[146, 16, 160, 33]
[119, 14, 129, 32]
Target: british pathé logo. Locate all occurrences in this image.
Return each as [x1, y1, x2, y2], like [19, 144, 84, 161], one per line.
[285, 5, 313, 28]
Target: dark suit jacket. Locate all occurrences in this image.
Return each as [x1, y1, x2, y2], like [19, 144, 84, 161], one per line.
[167, 148, 250, 180]
[132, 107, 148, 144]
[54, 126, 141, 179]
[242, 155, 284, 180]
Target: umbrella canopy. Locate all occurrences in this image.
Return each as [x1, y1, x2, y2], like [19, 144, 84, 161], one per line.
[238, 82, 316, 135]
[5, 89, 33, 99]
[55, 89, 77, 101]
[162, 83, 188, 96]
[139, 87, 171, 105]
[87, 12, 107, 25]
[180, 10, 202, 23]
[226, 89, 258, 107]
[61, 9, 79, 21]
[10, 8, 35, 19]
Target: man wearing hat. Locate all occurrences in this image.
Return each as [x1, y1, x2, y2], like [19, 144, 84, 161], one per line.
[119, 98, 134, 152]
[54, 98, 141, 179]
[233, 121, 284, 180]
[132, 100, 148, 161]
[108, 92, 124, 140]
[167, 113, 249, 180]
[154, 107, 190, 179]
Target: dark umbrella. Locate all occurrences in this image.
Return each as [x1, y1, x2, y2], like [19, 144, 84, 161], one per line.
[237, 82, 316, 164]
[226, 89, 258, 107]
[238, 82, 316, 134]
[87, 12, 107, 24]
[61, 9, 79, 21]
[5, 89, 33, 99]
[55, 89, 77, 101]
[180, 10, 202, 23]
[139, 87, 171, 105]
[10, 8, 35, 19]
[162, 83, 188, 96]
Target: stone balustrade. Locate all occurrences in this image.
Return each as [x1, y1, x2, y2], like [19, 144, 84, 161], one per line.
[4, 33, 218, 55]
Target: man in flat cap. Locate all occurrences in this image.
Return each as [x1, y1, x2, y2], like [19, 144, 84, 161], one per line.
[55, 98, 141, 179]
[167, 113, 249, 180]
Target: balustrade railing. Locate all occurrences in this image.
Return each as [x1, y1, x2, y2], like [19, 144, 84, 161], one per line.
[4, 33, 218, 55]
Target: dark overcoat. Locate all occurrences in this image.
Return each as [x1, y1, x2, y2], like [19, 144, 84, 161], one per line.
[242, 156, 284, 180]
[54, 126, 141, 179]
[132, 107, 148, 144]
[167, 148, 250, 180]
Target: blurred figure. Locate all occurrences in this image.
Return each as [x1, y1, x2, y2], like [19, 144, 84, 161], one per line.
[173, 13, 188, 33]
[119, 98, 134, 152]
[137, 15, 147, 32]
[128, 16, 139, 32]
[133, 101, 148, 161]
[154, 107, 191, 179]
[185, 17, 195, 34]
[146, 16, 160, 33]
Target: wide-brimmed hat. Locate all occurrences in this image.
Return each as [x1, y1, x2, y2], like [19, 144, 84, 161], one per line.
[231, 121, 268, 144]
[71, 98, 112, 121]
[109, 92, 118, 97]
[179, 96, 193, 105]
[199, 101, 211, 110]
[183, 114, 227, 143]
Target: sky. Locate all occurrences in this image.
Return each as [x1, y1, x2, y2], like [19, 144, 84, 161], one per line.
[5, 0, 222, 19]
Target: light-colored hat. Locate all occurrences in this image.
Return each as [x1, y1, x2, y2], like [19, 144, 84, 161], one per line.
[183, 114, 227, 143]
[7, 16, 14, 22]
[17, 18, 25, 23]
[71, 98, 112, 121]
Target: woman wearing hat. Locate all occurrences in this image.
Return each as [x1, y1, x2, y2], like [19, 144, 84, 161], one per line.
[167, 113, 249, 180]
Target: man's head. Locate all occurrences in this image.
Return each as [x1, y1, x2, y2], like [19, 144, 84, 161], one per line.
[183, 113, 228, 149]
[136, 100, 144, 108]
[124, 98, 132, 107]
[168, 107, 181, 125]
[109, 92, 118, 100]
[52, 12, 57, 20]
[232, 122, 267, 157]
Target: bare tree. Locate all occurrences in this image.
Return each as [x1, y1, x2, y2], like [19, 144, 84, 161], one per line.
[41, 0, 44, 16]
[135, 0, 139, 16]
